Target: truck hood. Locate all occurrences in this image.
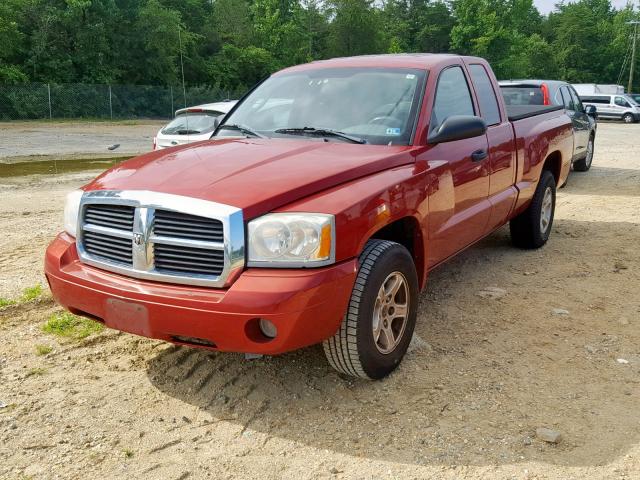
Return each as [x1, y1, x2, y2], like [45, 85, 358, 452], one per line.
[85, 138, 416, 219]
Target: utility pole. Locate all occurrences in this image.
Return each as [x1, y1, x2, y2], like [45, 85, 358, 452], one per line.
[628, 21, 640, 93]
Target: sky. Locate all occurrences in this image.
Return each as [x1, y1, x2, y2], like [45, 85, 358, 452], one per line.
[533, 0, 636, 14]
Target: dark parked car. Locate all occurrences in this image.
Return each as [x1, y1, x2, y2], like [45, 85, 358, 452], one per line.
[499, 80, 597, 172]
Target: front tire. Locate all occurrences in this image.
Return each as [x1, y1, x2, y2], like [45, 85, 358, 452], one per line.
[323, 240, 418, 379]
[623, 113, 635, 124]
[573, 135, 594, 172]
[510, 169, 556, 249]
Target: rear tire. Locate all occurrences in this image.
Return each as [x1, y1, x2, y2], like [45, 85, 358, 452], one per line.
[510, 169, 556, 249]
[573, 135, 594, 172]
[323, 240, 418, 380]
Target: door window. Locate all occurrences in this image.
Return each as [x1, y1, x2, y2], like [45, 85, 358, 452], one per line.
[560, 87, 575, 111]
[615, 96, 630, 107]
[468, 64, 501, 125]
[568, 88, 584, 112]
[431, 66, 475, 130]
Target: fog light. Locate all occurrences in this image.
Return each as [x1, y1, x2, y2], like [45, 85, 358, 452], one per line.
[258, 318, 277, 338]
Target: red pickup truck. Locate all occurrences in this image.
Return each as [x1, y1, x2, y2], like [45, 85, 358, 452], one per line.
[45, 54, 573, 379]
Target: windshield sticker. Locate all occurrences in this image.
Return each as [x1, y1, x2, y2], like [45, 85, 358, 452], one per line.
[386, 128, 401, 135]
[406, 74, 416, 79]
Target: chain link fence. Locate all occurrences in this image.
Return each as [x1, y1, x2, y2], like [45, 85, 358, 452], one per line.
[0, 83, 247, 121]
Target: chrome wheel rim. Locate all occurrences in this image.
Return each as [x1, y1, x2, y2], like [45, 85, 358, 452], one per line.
[624, 115, 633, 124]
[540, 187, 553, 234]
[372, 272, 409, 354]
[586, 139, 593, 167]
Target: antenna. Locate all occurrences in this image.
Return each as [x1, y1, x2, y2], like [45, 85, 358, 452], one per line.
[178, 26, 187, 108]
[627, 21, 640, 93]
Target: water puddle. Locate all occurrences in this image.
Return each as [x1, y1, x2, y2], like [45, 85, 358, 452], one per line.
[0, 157, 130, 178]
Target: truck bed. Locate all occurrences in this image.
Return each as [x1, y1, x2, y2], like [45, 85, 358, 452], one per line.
[506, 104, 563, 121]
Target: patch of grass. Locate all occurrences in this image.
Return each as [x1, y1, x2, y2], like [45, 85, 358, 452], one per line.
[25, 367, 47, 377]
[123, 448, 134, 458]
[42, 312, 104, 340]
[35, 344, 53, 356]
[21, 284, 42, 302]
[0, 284, 43, 308]
[0, 298, 16, 307]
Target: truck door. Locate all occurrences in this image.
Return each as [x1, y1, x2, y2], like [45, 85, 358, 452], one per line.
[423, 65, 491, 267]
[467, 63, 517, 232]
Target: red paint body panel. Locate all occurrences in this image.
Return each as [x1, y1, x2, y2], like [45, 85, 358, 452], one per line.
[46, 233, 357, 354]
[44, 54, 574, 354]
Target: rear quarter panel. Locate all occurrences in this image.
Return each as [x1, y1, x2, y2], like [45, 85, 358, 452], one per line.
[511, 111, 573, 215]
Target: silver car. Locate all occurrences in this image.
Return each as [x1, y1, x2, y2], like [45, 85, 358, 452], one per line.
[579, 94, 640, 123]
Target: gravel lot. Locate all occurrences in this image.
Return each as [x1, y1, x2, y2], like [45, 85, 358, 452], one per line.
[0, 123, 639, 479]
[0, 120, 164, 163]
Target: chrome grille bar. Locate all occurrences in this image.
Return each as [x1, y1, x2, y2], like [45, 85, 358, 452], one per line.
[76, 190, 244, 288]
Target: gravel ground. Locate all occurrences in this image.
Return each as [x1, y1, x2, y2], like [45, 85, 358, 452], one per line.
[0, 120, 164, 163]
[0, 123, 639, 479]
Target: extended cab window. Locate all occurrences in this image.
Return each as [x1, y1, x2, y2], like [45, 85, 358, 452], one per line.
[431, 66, 475, 130]
[468, 64, 501, 125]
[215, 68, 427, 146]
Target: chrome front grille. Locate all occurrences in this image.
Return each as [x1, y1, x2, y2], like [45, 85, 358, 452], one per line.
[85, 204, 135, 230]
[153, 210, 224, 242]
[83, 230, 134, 266]
[76, 191, 244, 287]
[154, 244, 225, 275]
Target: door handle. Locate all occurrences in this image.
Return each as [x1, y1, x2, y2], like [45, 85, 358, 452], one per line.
[471, 149, 488, 162]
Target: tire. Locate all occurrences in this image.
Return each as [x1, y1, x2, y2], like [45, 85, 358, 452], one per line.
[510, 169, 556, 249]
[323, 240, 418, 380]
[573, 135, 594, 172]
[623, 113, 635, 124]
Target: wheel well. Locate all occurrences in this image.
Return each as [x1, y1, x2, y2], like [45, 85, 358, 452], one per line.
[542, 151, 561, 185]
[370, 216, 425, 289]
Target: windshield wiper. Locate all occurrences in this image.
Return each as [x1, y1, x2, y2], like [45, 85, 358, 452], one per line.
[274, 127, 366, 144]
[218, 123, 266, 138]
[175, 129, 201, 135]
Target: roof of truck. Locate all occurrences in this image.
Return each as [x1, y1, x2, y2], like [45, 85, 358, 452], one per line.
[277, 54, 485, 74]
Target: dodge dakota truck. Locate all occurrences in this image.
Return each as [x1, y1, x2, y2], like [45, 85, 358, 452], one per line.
[45, 54, 573, 379]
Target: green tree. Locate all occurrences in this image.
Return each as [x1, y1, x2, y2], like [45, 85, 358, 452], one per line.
[327, 0, 384, 57]
[0, 0, 27, 83]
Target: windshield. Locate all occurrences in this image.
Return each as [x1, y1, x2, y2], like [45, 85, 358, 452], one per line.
[214, 68, 427, 145]
[161, 112, 223, 135]
[625, 95, 639, 106]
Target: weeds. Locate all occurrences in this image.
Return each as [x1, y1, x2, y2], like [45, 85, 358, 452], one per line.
[0, 298, 16, 307]
[35, 344, 53, 356]
[0, 284, 43, 308]
[42, 312, 104, 340]
[123, 448, 134, 458]
[21, 285, 42, 302]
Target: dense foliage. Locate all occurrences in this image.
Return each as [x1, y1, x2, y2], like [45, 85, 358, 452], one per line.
[0, 0, 638, 89]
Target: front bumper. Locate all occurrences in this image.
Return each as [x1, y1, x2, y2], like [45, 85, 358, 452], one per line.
[45, 233, 357, 354]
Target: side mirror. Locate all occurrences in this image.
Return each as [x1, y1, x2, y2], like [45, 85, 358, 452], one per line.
[585, 105, 597, 119]
[213, 116, 221, 128]
[427, 115, 487, 144]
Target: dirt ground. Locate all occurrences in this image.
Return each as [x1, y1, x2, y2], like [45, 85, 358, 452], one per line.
[0, 123, 639, 480]
[0, 120, 164, 163]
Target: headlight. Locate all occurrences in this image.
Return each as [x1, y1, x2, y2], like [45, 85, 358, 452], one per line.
[247, 213, 334, 267]
[63, 189, 84, 237]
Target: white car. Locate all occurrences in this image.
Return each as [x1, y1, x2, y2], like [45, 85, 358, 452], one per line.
[153, 100, 237, 150]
